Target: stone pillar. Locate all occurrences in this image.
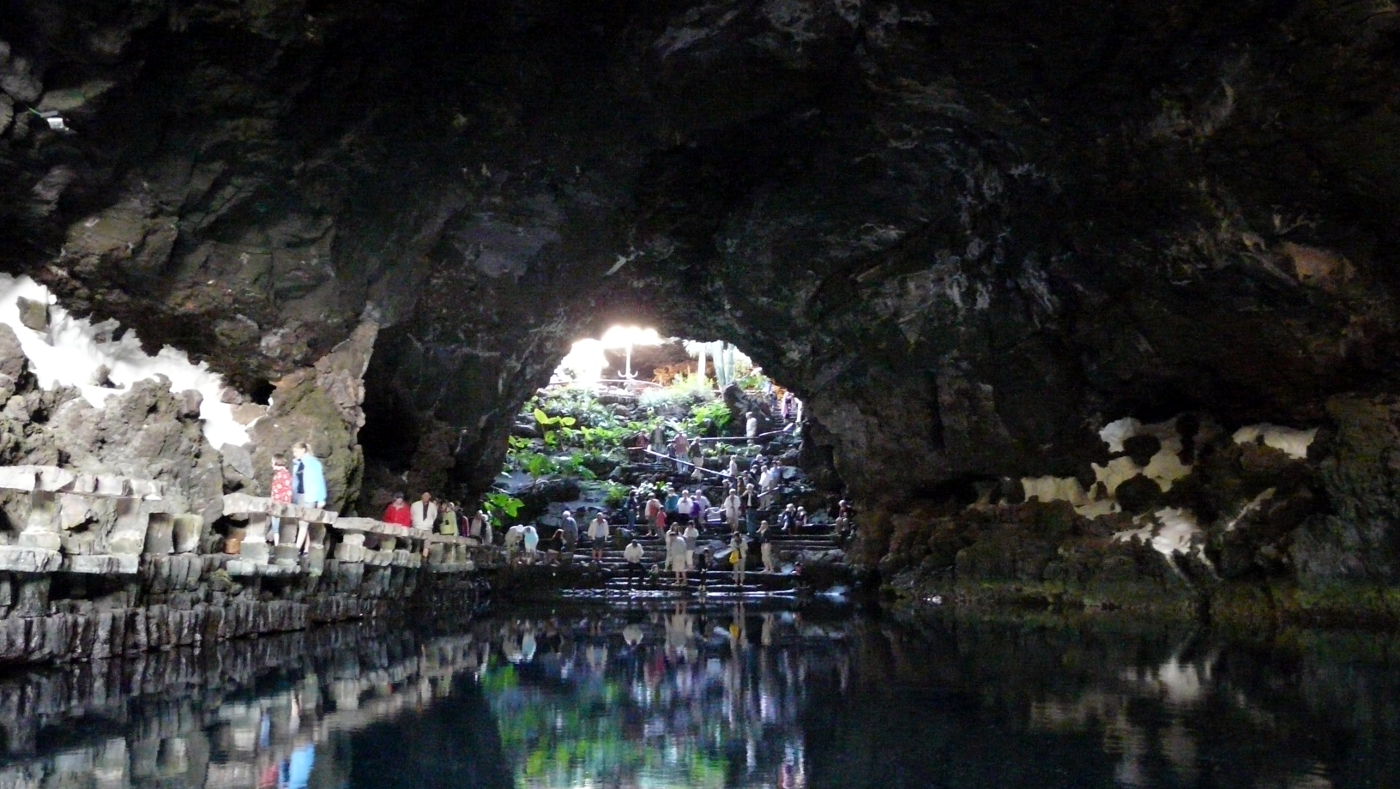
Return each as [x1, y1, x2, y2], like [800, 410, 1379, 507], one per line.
[143, 513, 174, 555]
[94, 737, 129, 789]
[108, 498, 149, 556]
[275, 518, 302, 566]
[333, 532, 366, 563]
[18, 490, 61, 551]
[171, 515, 202, 554]
[239, 514, 271, 564]
[306, 523, 328, 574]
[157, 737, 189, 776]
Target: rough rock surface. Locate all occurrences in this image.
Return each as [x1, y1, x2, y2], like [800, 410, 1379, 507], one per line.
[3, 1, 1400, 606]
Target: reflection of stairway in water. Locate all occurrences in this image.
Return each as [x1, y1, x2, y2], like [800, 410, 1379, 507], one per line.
[550, 530, 846, 600]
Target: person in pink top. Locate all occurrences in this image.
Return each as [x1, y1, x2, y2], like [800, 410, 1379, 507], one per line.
[269, 453, 293, 544]
[382, 493, 413, 527]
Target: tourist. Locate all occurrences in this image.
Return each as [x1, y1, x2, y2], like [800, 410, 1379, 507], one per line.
[729, 530, 748, 586]
[411, 491, 438, 531]
[672, 432, 690, 472]
[471, 509, 493, 545]
[290, 441, 327, 554]
[723, 487, 742, 530]
[667, 527, 689, 586]
[290, 442, 327, 509]
[694, 544, 713, 594]
[623, 489, 639, 531]
[745, 411, 758, 444]
[523, 524, 539, 564]
[664, 487, 680, 525]
[778, 503, 798, 533]
[690, 462, 706, 484]
[761, 464, 782, 507]
[782, 392, 795, 421]
[695, 489, 712, 519]
[675, 490, 694, 526]
[683, 521, 700, 569]
[504, 523, 525, 558]
[727, 455, 739, 481]
[269, 452, 293, 543]
[560, 509, 579, 556]
[795, 506, 809, 533]
[546, 527, 567, 565]
[644, 492, 664, 537]
[757, 519, 776, 573]
[588, 512, 610, 562]
[651, 496, 668, 536]
[624, 539, 645, 587]
[438, 501, 459, 535]
[383, 493, 412, 528]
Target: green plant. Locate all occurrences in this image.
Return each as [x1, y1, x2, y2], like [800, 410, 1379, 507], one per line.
[579, 424, 631, 451]
[688, 400, 733, 435]
[600, 481, 630, 507]
[484, 491, 524, 520]
[639, 373, 712, 411]
[534, 407, 578, 448]
[509, 450, 559, 478]
[558, 452, 598, 480]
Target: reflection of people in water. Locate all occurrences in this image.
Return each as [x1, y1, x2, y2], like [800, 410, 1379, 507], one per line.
[666, 602, 694, 658]
[280, 741, 316, 789]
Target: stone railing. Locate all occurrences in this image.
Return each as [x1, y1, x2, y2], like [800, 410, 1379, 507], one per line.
[219, 493, 490, 577]
[0, 464, 176, 575]
[0, 465, 490, 666]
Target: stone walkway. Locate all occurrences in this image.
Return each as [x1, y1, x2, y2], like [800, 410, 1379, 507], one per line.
[506, 528, 847, 601]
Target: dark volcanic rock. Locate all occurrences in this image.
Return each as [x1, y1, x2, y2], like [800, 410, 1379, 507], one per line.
[2, 0, 1400, 601]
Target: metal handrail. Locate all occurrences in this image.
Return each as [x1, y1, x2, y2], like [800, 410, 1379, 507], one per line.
[639, 449, 736, 480]
[689, 427, 789, 443]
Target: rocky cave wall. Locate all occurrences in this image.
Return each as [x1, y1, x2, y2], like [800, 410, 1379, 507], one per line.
[3, 1, 1400, 606]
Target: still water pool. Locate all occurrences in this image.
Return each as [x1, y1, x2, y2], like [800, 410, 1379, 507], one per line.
[1, 602, 1397, 788]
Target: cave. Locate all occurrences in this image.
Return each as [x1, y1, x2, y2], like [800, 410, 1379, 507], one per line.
[2, 0, 1400, 783]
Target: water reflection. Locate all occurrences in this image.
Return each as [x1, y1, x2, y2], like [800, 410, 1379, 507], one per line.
[0, 608, 1397, 787]
[476, 603, 834, 787]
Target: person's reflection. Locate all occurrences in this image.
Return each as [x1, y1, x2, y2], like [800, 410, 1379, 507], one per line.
[277, 740, 315, 789]
[666, 602, 693, 659]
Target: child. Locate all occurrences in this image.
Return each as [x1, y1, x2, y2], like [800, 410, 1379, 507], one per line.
[269, 453, 293, 545]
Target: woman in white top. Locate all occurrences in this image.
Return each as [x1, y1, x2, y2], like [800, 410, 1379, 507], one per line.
[522, 524, 539, 564]
[723, 488, 742, 529]
[667, 528, 689, 586]
[588, 513, 610, 562]
[683, 522, 700, 569]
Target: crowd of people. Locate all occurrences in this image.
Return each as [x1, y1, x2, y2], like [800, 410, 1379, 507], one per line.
[379, 490, 497, 544]
[311, 382, 853, 587]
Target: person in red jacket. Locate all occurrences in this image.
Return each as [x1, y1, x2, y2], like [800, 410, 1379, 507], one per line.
[382, 492, 412, 527]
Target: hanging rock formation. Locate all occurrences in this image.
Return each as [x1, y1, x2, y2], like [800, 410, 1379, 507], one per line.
[2, 0, 1400, 617]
